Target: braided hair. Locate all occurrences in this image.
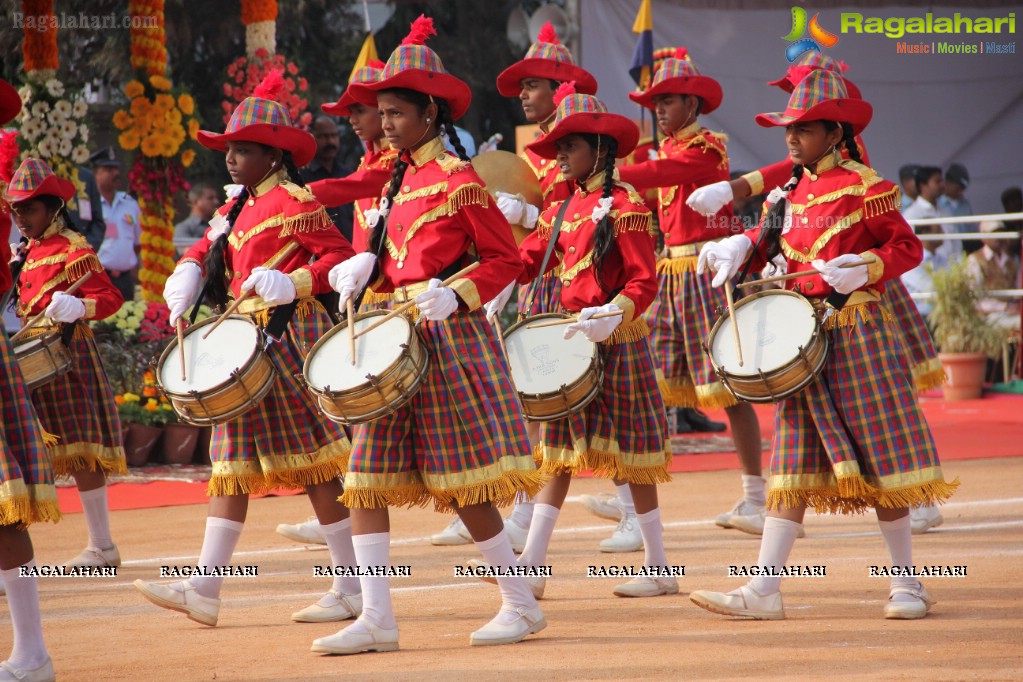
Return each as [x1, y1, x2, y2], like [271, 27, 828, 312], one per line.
[581, 133, 620, 296]
[435, 98, 469, 162]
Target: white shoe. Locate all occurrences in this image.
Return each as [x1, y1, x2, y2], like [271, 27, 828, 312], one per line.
[133, 579, 220, 626]
[910, 505, 943, 534]
[884, 582, 935, 619]
[430, 517, 473, 546]
[276, 517, 327, 545]
[613, 575, 679, 598]
[690, 584, 785, 620]
[470, 605, 547, 646]
[291, 591, 363, 623]
[503, 517, 528, 554]
[715, 500, 805, 538]
[311, 620, 399, 655]
[578, 493, 625, 521]
[599, 515, 643, 553]
[0, 658, 55, 682]
[468, 560, 546, 599]
[65, 544, 121, 568]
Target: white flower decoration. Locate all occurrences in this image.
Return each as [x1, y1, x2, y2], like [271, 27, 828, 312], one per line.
[365, 196, 390, 228]
[30, 101, 50, 117]
[79, 125, 89, 143]
[61, 120, 78, 139]
[590, 196, 613, 223]
[54, 100, 72, 118]
[207, 213, 230, 241]
[45, 79, 65, 97]
[223, 184, 244, 199]
[37, 139, 53, 157]
[72, 145, 89, 164]
[58, 139, 72, 157]
[18, 85, 32, 104]
[72, 100, 87, 118]
[765, 186, 789, 206]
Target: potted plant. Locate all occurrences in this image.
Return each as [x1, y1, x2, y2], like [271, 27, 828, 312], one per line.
[116, 389, 177, 466]
[928, 258, 1008, 400]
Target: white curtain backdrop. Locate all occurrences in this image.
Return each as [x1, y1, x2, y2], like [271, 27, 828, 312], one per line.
[578, 1, 1023, 214]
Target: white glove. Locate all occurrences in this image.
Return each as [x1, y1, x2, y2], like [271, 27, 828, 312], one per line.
[697, 234, 753, 288]
[415, 278, 459, 321]
[328, 252, 377, 310]
[686, 180, 734, 216]
[44, 291, 87, 323]
[241, 267, 296, 306]
[484, 281, 516, 319]
[564, 303, 622, 343]
[812, 254, 869, 294]
[495, 191, 539, 229]
[163, 262, 203, 325]
[477, 133, 503, 154]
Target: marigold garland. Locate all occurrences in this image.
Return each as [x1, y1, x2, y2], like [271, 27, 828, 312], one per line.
[241, 0, 278, 25]
[128, 0, 167, 76]
[22, 0, 58, 76]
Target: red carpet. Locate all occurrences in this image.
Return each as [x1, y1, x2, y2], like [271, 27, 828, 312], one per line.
[56, 393, 1023, 513]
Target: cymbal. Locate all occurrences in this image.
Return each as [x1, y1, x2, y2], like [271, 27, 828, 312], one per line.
[472, 150, 543, 209]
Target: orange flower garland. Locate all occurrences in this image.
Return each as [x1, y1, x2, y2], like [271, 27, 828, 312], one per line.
[241, 0, 278, 25]
[129, 0, 167, 77]
[22, 0, 58, 77]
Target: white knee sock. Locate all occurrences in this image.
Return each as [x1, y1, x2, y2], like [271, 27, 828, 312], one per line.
[321, 518, 360, 596]
[2, 561, 48, 669]
[616, 483, 636, 517]
[636, 508, 668, 568]
[352, 532, 396, 629]
[741, 475, 767, 508]
[476, 530, 537, 624]
[517, 504, 559, 569]
[878, 515, 918, 597]
[78, 486, 113, 550]
[188, 517, 243, 600]
[747, 517, 802, 595]
[509, 492, 534, 529]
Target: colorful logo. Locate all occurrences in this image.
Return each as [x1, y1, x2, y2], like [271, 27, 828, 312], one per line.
[783, 7, 840, 62]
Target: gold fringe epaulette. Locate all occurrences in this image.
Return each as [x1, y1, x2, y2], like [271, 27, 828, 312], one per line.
[448, 182, 489, 210]
[437, 152, 469, 175]
[839, 159, 884, 189]
[602, 317, 650, 345]
[280, 181, 316, 203]
[61, 229, 91, 251]
[65, 253, 103, 281]
[864, 185, 902, 219]
[614, 212, 651, 236]
[279, 206, 334, 236]
[393, 181, 448, 205]
[536, 211, 554, 241]
[676, 129, 729, 170]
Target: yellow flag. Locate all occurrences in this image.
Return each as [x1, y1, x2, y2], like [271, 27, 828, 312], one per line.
[349, 34, 379, 82]
[632, 0, 653, 33]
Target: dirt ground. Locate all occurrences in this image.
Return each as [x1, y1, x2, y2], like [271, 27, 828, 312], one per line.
[7, 456, 1022, 681]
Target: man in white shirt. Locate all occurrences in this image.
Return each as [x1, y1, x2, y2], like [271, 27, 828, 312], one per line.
[900, 225, 948, 318]
[904, 166, 961, 264]
[91, 147, 141, 302]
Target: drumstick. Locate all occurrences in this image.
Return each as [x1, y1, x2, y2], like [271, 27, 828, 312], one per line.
[525, 310, 625, 329]
[725, 284, 743, 367]
[737, 256, 877, 289]
[346, 298, 356, 366]
[11, 271, 94, 345]
[202, 241, 300, 339]
[177, 318, 186, 381]
[352, 262, 480, 340]
[490, 313, 507, 357]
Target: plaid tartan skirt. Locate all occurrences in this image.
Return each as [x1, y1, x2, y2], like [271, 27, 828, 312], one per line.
[538, 336, 672, 485]
[884, 278, 944, 391]
[517, 271, 563, 318]
[342, 308, 544, 512]
[207, 300, 350, 496]
[0, 335, 61, 526]
[768, 301, 958, 514]
[29, 323, 126, 477]
[644, 257, 736, 408]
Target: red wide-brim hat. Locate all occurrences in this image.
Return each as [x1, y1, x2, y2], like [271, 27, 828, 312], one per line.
[497, 22, 597, 97]
[322, 61, 385, 117]
[4, 158, 75, 204]
[197, 123, 316, 167]
[527, 92, 639, 160]
[769, 66, 862, 100]
[755, 69, 872, 135]
[0, 78, 21, 127]
[629, 52, 723, 114]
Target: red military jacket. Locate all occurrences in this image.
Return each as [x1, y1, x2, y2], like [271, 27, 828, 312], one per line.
[0, 203, 12, 294]
[17, 223, 123, 320]
[368, 136, 522, 311]
[308, 141, 398, 254]
[181, 172, 354, 310]
[617, 122, 735, 246]
[745, 155, 920, 299]
[742, 135, 871, 196]
[523, 146, 573, 210]
[519, 172, 658, 323]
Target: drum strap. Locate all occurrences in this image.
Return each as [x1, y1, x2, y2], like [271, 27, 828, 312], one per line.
[263, 300, 299, 346]
[527, 197, 573, 315]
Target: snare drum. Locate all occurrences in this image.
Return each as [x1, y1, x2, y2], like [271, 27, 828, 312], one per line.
[706, 289, 828, 403]
[502, 313, 603, 422]
[157, 315, 276, 426]
[303, 310, 429, 425]
[14, 330, 72, 391]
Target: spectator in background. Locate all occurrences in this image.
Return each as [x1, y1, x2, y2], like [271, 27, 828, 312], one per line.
[70, 164, 105, 252]
[1001, 186, 1022, 254]
[966, 220, 1021, 329]
[900, 224, 948, 319]
[899, 164, 919, 210]
[91, 147, 141, 302]
[299, 115, 354, 242]
[444, 124, 477, 157]
[904, 166, 960, 263]
[173, 183, 219, 258]
[938, 163, 977, 253]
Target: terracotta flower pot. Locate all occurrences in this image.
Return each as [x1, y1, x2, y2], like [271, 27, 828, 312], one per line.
[160, 423, 200, 465]
[939, 352, 988, 401]
[124, 423, 163, 467]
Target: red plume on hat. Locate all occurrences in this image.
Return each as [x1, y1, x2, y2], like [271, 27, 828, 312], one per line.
[402, 14, 437, 45]
[252, 69, 286, 101]
[0, 131, 19, 184]
[496, 20, 597, 96]
[368, 59, 386, 70]
[529, 84, 640, 159]
[553, 81, 576, 106]
[674, 47, 688, 61]
[537, 21, 560, 44]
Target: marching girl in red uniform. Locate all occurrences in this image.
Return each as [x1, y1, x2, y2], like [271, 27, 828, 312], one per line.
[6, 159, 126, 573]
[0, 80, 60, 682]
[690, 70, 958, 620]
[311, 16, 546, 654]
[133, 72, 362, 628]
[489, 82, 676, 599]
[615, 49, 769, 538]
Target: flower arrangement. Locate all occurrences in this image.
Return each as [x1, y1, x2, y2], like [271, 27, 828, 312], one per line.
[241, 0, 279, 58]
[114, 378, 177, 427]
[128, 0, 167, 77]
[22, 0, 58, 80]
[222, 49, 310, 127]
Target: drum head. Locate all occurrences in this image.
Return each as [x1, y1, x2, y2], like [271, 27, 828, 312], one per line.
[505, 319, 596, 394]
[711, 291, 818, 376]
[305, 314, 411, 392]
[14, 338, 44, 352]
[160, 317, 261, 393]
